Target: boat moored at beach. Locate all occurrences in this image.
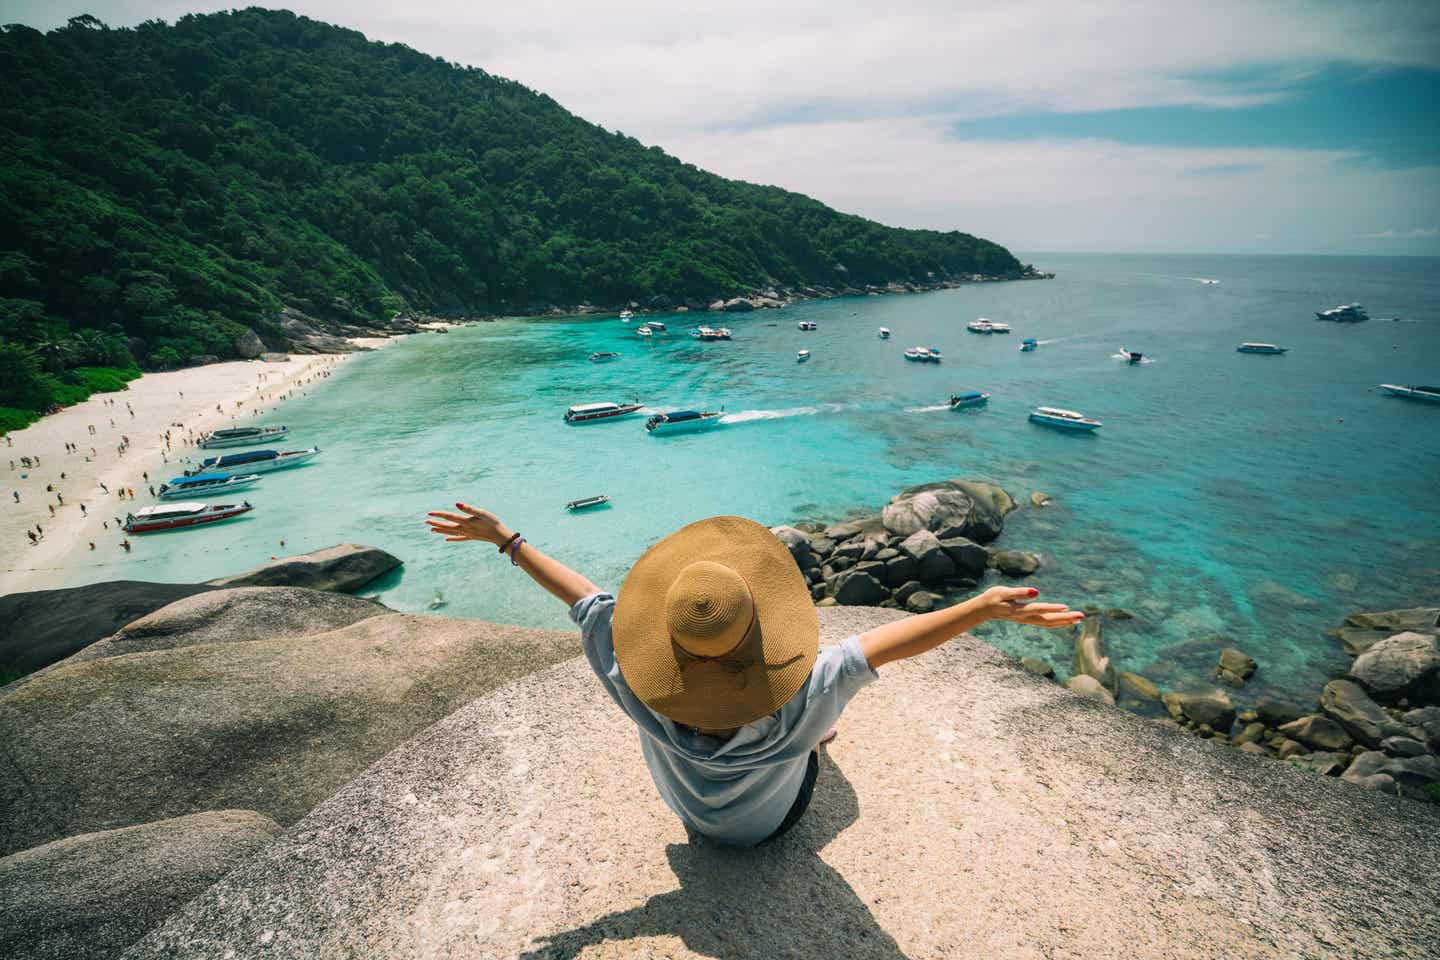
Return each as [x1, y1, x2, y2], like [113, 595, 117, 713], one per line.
[1379, 384, 1440, 403]
[192, 447, 319, 475]
[949, 391, 990, 409]
[644, 409, 725, 434]
[563, 401, 645, 424]
[565, 494, 611, 511]
[1028, 406, 1101, 431]
[1237, 342, 1287, 354]
[1020, 338, 1038, 352]
[156, 472, 261, 499]
[798, 320, 817, 331]
[588, 351, 622, 362]
[123, 501, 254, 534]
[1316, 303, 1368, 323]
[878, 327, 891, 339]
[797, 349, 811, 362]
[198, 425, 289, 449]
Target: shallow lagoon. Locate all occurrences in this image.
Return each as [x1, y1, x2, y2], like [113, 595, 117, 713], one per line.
[82, 253, 1440, 701]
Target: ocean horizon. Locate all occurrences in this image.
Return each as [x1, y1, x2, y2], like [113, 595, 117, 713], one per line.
[56, 251, 1440, 704]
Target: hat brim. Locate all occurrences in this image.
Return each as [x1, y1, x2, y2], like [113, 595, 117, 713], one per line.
[613, 516, 818, 728]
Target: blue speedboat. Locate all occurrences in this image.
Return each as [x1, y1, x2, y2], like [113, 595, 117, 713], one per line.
[191, 447, 319, 475]
[949, 391, 990, 409]
[156, 472, 262, 499]
[645, 410, 725, 434]
[1020, 338, 1038, 352]
[1237, 342, 1287, 354]
[1028, 406, 1101, 432]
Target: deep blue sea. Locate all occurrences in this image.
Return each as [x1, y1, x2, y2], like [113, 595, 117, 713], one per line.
[74, 254, 1440, 701]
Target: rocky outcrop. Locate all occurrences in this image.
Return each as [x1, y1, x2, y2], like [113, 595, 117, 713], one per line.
[0, 810, 280, 960]
[206, 542, 401, 593]
[232, 328, 266, 358]
[1333, 607, 1439, 656]
[721, 297, 755, 312]
[128, 607, 1440, 960]
[1319, 679, 1410, 748]
[0, 590, 580, 855]
[1277, 715, 1353, 753]
[271, 306, 364, 353]
[0, 581, 216, 678]
[1350, 631, 1440, 705]
[880, 479, 1015, 542]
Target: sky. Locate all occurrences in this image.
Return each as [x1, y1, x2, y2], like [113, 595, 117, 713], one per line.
[4, 1, 1439, 255]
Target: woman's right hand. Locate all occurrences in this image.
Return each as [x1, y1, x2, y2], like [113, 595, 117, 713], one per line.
[425, 502, 514, 545]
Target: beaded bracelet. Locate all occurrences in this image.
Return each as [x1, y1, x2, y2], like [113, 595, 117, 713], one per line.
[498, 532, 522, 555]
[509, 535, 527, 566]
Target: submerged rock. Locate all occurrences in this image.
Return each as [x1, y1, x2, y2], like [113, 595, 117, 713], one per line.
[989, 549, 1042, 577]
[1215, 648, 1257, 687]
[1029, 491, 1052, 507]
[1117, 671, 1160, 700]
[1073, 618, 1116, 693]
[1064, 673, 1116, 706]
[0, 810, 280, 960]
[1020, 656, 1055, 679]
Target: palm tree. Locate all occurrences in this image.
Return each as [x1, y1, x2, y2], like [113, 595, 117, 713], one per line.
[32, 334, 76, 374]
[73, 329, 113, 366]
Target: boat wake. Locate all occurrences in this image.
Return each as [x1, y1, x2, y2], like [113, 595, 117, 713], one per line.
[721, 404, 845, 424]
[1035, 338, 1061, 345]
[904, 403, 952, 413]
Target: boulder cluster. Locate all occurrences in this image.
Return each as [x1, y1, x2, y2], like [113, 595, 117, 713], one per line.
[769, 479, 1044, 612]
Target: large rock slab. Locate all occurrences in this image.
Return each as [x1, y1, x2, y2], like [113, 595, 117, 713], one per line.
[0, 810, 279, 960]
[0, 598, 579, 856]
[0, 581, 216, 678]
[1319, 679, 1409, 748]
[207, 543, 401, 593]
[129, 608, 1440, 960]
[880, 479, 1015, 544]
[1349, 631, 1440, 705]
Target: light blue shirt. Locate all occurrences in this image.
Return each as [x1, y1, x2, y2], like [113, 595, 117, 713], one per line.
[571, 592, 879, 846]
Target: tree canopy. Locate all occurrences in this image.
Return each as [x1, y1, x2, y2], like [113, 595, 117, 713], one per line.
[0, 7, 1022, 422]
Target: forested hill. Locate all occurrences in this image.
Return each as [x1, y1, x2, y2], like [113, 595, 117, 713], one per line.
[0, 9, 1024, 380]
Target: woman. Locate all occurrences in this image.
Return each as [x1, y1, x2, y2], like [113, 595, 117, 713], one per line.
[426, 504, 1082, 846]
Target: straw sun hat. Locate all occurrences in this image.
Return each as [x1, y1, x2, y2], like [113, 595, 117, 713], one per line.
[613, 516, 819, 729]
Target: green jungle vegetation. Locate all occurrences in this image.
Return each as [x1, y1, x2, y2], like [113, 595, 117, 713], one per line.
[0, 9, 1024, 428]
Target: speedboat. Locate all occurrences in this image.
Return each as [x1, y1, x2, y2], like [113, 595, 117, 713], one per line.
[798, 320, 817, 331]
[157, 472, 261, 499]
[636, 325, 653, 338]
[1237, 342, 1287, 354]
[904, 346, 941, 363]
[644, 320, 666, 332]
[967, 318, 996, 334]
[564, 401, 645, 424]
[797, 349, 811, 362]
[878, 327, 891, 339]
[123, 501, 253, 534]
[192, 447, 319, 475]
[1029, 406, 1101, 431]
[689, 326, 732, 340]
[950, 391, 990, 409]
[198, 425, 289, 449]
[989, 321, 1011, 334]
[645, 409, 725, 434]
[1379, 384, 1440, 403]
[565, 494, 611, 511]
[1020, 338, 1038, 352]
[1316, 303, 1368, 323]
[619, 310, 634, 322]
[588, 351, 622, 362]
[1119, 346, 1144, 364]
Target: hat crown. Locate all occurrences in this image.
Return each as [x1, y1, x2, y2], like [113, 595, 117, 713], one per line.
[665, 560, 754, 658]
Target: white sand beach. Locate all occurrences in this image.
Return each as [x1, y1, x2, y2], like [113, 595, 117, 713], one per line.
[1, 349, 374, 596]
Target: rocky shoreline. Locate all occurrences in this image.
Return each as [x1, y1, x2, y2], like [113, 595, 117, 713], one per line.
[770, 477, 1440, 805]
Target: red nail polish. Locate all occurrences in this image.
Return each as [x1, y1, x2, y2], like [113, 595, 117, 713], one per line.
[1028, 588, 1039, 597]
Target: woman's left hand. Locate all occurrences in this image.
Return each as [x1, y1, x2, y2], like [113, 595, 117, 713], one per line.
[978, 586, 1084, 627]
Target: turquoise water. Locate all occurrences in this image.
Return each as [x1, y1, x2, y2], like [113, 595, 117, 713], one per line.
[76, 254, 1440, 701]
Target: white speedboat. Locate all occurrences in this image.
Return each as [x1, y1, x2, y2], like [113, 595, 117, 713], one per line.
[619, 310, 634, 322]
[123, 501, 253, 534]
[644, 320, 666, 332]
[1119, 346, 1144, 364]
[1379, 384, 1440, 403]
[565, 494, 610, 511]
[989, 321, 1010, 334]
[1237, 342, 1287, 354]
[950, 391, 990, 409]
[798, 320, 817, 331]
[645, 409, 725, 434]
[588, 351, 622, 362]
[636, 325, 653, 338]
[198, 425, 289, 449]
[1020, 338, 1038, 352]
[967, 318, 996, 334]
[1316, 303, 1367, 323]
[156, 472, 261, 499]
[1029, 406, 1101, 431]
[689, 326, 731, 340]
[192, 447, 319, 475]
[564, 401, 645, 424]
[878, 327, 891, 339]
[797, 349, 811, 363]
[904, 346, 942, 363]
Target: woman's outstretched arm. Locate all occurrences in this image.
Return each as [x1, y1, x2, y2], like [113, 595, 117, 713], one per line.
[859, 586, 1083, 669]
[426, 503, 601, 607]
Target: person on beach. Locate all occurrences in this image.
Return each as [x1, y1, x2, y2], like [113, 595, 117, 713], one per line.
[426, 505, 1082, 845]
[27, 530, 37, 545]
